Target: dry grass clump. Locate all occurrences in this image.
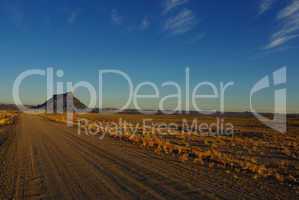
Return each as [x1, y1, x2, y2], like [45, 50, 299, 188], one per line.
[108, 131, 299, 185]
[44, 113, 299, 186]
[0, 112, 17, 126]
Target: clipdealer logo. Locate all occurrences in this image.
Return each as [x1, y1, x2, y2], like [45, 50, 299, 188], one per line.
[250, 67, 287, 133]
[12, 66, 287, 133]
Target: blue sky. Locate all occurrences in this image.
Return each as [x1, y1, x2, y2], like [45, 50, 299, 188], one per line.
[0, 0, 298, 113]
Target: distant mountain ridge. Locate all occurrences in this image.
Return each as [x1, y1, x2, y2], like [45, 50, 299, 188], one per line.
[1, 93, 298, 117]
[0, 104, 18, 111]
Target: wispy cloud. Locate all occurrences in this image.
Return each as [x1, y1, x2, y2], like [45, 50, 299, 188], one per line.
[67, 10, 79, 24]
[111, 9, 123, 25]
[265, 34, 299, 49]
[140, 17, 150, 30]
[164, 8, 197, 35]
[265, 0, 299, 49]
[186, 33, 205, 44]
[163, 0, 189, 14]
[258, 0, 276, 15]
[277, 0, 299, 19]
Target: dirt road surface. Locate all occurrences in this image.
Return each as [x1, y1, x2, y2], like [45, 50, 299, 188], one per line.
[0, 114, 297, 199]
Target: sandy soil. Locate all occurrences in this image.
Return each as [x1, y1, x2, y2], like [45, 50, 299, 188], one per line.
[0, 114, 297, 199]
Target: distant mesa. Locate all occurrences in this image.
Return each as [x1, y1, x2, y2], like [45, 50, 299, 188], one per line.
[0, 104, 18, 111]
[32, 92, 87, 112]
